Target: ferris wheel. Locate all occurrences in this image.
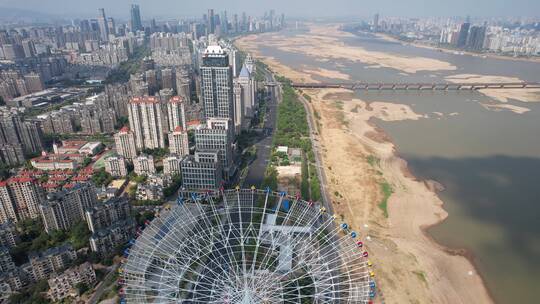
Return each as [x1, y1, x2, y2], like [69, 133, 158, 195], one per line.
[119, 188, 377, 303]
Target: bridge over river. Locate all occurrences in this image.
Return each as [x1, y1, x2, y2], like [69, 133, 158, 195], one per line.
[290, 82, 540, 91]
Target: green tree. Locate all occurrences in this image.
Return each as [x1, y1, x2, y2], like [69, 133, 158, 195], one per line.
[91, 168, 113, 187]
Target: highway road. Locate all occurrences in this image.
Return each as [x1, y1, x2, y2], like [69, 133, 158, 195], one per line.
[297, 94, 333, 214]
[88, 264, 119, 304]
[242, 69, 280, 188]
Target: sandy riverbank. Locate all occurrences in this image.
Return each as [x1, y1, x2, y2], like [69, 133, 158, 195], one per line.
[236, 24, 457, 74]
[301, 88, 493, 304]
[236, 24, 494, 303]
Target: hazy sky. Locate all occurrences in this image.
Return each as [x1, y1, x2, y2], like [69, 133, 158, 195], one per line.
[0, 0, 539, 19]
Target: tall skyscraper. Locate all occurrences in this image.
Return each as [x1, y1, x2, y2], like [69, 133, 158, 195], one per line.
[128, 97, 166, 150]
[130, 4, 143, 32]
[207, 9, 215, 34]
[373, 13, 380, 31]
[200, 45, 234, 124]
[114, 127, 138, 160]
[466, 25, 487, 50]
[457, 22, 470, 47]
[232, 81, 244, 133]
[97, 8, 109, 42]
[237, 62, 256, 118]
[107, 17, 116, 37]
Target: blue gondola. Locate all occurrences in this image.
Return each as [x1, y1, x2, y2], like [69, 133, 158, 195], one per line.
[370, 281, 376, 288]
[350, 231, 357, 238]
[341, 223, 348, 230]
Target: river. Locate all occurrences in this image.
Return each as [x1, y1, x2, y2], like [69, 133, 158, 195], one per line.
[254, 27, 540, 303]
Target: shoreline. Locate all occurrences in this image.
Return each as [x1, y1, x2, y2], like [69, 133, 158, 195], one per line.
[373, 32, 540, 64]
[236, 27, 494, 303]
[374, 121, 497, 303]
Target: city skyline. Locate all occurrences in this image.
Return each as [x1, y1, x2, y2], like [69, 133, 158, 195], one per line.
[0, 0, 539, 19]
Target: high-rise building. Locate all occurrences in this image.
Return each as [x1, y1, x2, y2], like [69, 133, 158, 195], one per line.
[168, 126, 189, 156]
[97, 8, 109, 42]
[207, 9, 215, 34]
[128, 96, 166, 150]
[104, 155, 128, 177]
[133, 154, 156, 175]
[89, 218, 136, 254]
[175, 70, 191, 102]
[200, 45, 234, 124]
[39, 183, 98, 233]
[114, 126, 138, 160]
[0, 177, 44, 222]
[373, 14, 380, 31]
[181, 151, 222, 190]
[24, 72, 44, 93]
[145, 69, 158, 95]
[467, 26, 487, 51]
[232, 81, 244, 133]
[166, 96, 187, 132]
[457, 22, 470, 47]
[85, 197, 131, 233]
[195, 118, 234, 179]
[107, 17, 116, 37]
[160, 68, 174, 91]
[163, 154, 183, 176]
[0, 110, 43, 155]
[130, 4, 143, 32]
[238, 61, 256, 117]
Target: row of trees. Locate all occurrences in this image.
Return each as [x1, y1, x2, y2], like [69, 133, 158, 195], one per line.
[272, 79, 321, 201]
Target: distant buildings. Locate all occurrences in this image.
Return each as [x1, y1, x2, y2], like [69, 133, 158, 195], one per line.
[0, 108, 43, 165]
[130, 4, 143, 32]
[97, 8, 109, 42]
[104, 155, 128, 177]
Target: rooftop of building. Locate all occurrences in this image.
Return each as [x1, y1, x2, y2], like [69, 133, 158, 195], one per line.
[130, 96, 159, 104]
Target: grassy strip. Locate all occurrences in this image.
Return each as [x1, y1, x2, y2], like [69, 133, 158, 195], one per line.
[378, 181, 393, 218]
